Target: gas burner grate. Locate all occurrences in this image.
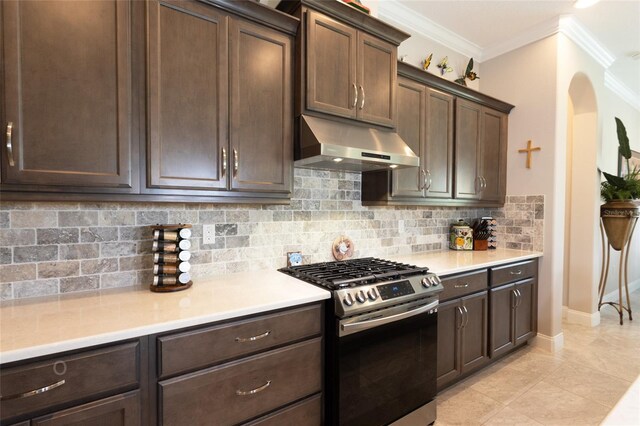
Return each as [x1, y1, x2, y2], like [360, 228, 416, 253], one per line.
[280, 257, 429, 290]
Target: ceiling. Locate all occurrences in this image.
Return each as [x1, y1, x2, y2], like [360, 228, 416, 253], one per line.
[377, 0, 640, 104]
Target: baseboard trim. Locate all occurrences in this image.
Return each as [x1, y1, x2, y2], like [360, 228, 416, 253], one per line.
[531, 332, 564, 353]
[602, 278, 640, 303]
[562, 306, 601, 327]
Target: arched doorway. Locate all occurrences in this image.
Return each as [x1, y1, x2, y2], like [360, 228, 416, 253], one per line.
[563, 73, 600, 326]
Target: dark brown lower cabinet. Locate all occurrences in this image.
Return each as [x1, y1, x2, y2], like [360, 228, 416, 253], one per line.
[0, 339, 145, 426]
[437, 291, 488, 390]
[159, 338, 322, 426]
[490, 278, 536, 358]
[31, 391, 140, 426]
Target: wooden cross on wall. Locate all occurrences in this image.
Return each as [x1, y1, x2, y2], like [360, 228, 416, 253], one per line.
[518, 140, 541, 169]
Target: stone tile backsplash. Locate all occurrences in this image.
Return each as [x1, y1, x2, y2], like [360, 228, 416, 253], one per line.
[0, 169, 544, 300]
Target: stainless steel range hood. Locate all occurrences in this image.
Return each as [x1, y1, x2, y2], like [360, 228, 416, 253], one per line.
[294, 115, 419, 172]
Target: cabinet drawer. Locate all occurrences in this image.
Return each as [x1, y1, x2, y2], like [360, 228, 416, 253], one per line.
[157, 304, 322, 378]
[159, 338, 322, 426]
[0, 342, 139, 421]
[245, 393, 321, 426]
[490, 260, 537, 287]
[31, 390, 140, 426]
[439, 270, 487, 301]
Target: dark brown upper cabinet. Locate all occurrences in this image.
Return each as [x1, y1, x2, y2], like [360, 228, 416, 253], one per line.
[146, 0, 293, 198]
[147, 0, 228, 191]
[455, 100, 507, 203]
[1, 0, 297, 203]
[362, 62, 513, 208]
[1, 0, 137, 192]
[306, 11, 396, 127]
[228, 19, 293, 193]
[376, 78, 454, 200]
[278, 0, 409, 129]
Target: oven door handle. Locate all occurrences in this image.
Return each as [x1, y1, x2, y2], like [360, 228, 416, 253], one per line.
[339, 300, 438, 337]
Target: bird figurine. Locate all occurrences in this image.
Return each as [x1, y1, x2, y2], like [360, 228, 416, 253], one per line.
[455, 58, 480, 86]
[422, 53, 433, 71]
[437, 56, 453, 76]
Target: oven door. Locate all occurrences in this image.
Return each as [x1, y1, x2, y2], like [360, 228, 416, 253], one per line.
[333, 298, 438, 426]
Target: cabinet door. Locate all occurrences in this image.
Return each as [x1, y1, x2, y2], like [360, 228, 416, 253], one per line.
[489, 284, 516, 358]
[229, 19, 292, 193]
[356, 32, 396, 127]
[460, 291, 488, 374]
[147, 0, 228, 190]
[514, 278, 536, 345]
[32, 391, 140, 426]
[480, 107, 507, 202]
[391, 77, 425, 198]
[2, 0, 134, 189]
[425, 88, 454, 199]
[436, 299, 461, 390]
[306, 11, 357, 119]
[454, 99, 482, 200]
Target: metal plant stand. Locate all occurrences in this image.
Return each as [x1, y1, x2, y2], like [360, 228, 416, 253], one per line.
[597, 217, 638, 325]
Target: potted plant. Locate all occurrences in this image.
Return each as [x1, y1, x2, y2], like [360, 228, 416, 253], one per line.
[600, 117, 640, 250]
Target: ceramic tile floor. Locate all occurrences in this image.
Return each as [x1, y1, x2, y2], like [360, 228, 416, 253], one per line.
[435, 289, 640, 425]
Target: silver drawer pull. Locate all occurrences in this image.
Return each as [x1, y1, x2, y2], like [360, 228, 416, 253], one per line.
[454, 283, 469, 288]
[0, 379, 65, 401]
[6, 122, 14, 167]
[233, 149, 239, 176]
[510, 270, 523, 275]
[221, 147, 227, 177]
[352, 83, 358, 109]
[236, 380, 271, 396]
[235, 330, 271, 343]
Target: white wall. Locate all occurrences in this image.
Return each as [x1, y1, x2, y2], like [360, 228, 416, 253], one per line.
[482, 32, 640, 336]
[481, 36, 563, 345]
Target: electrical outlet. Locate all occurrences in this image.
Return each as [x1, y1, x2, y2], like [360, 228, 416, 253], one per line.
[203, 224, 216, 245]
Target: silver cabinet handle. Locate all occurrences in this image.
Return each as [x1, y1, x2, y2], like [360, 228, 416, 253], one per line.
[462, 305, 469, 328]
[512, 289, 518, 309]
[454, 283, 469, 288]
[481, 176, 487, 189]
[359, 85, 365, 110]
[235, 330, 271, 343]
[0, 379, 65, 401]
[425, 169, 432, 191]
[352, 83, 358, 109]
[418, 169, 426, 190]
[510, 270, 523, 276]
[233, 149, 238, 177]
[6, 122, 14, 167]
[516, 289, 522, 307]
[456, 306, 464, 329]
[221, 147, 227, 177]
[236, 380, 271, 396]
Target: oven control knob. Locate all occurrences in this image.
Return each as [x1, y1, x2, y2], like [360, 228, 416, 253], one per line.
[421, 277, 430, 288]
[367, 288, 378, 301]
[356, 290, 366, 303]
[343, 293, 354, 306]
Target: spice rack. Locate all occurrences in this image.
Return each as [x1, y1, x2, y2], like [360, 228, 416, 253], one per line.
[150, 224, 192, 293]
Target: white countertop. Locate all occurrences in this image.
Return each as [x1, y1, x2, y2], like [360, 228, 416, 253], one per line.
[388, 248, 542, 276]
[1, 249, 542, 364]
[0, 270, 330, 364]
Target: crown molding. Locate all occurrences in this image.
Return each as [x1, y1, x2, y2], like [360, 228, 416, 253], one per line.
[377, 0, 482, 59]
[604, 70, 640, 111]
[482, 16, 561, 62]
[378, 3, 616, 71]
[558, 15, 615, 69]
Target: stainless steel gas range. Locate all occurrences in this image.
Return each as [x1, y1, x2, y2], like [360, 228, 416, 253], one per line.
[280, 257, 443, 426]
